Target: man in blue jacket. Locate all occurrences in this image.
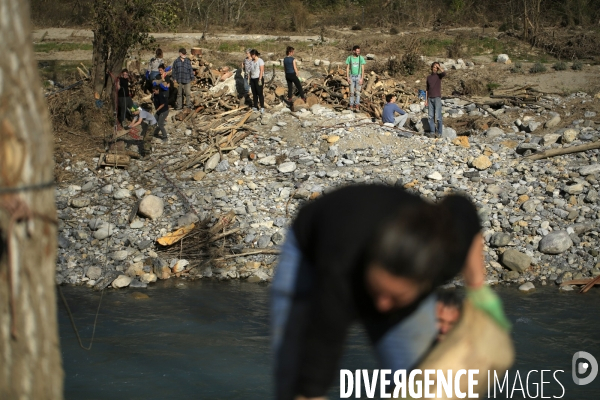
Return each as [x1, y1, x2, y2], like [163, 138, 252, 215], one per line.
[382, 94, 408, 128]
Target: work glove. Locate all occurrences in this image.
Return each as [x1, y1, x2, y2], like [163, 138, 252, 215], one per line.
[258, 79, 263, 87]
[466, 285, 512, 331]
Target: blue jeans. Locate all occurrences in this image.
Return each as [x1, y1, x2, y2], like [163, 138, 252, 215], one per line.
[271, 231, 437, 397]
[428, 96, 443, 135]
[349, 75, 362, 105]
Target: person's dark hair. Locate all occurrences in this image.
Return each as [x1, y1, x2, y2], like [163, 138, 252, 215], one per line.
[366, 195, 479, 288]
[179, 47, 187, 55]
[121, 68, 129, 74]
[158, 64, 166, 70]
[286, 46, 294, 55]
[156, 48, 163, 58]
[352, 45, 360, 51]
[250, 49, 260, 57]
[431, 61, 440, 69]
[437, 290, 463, 312]
[385, 94, 394, 103]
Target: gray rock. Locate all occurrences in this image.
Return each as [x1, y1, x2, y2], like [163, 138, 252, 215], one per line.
[516, 143, 540, 155]
[81, 181, 95, 192]
[178, 212, 199, 227]
[111, 250, 128, 261]
[523, 121, 541, 133]
[519, 282, 535, 292]
[441, 127, 457, 139]
[485, 127, 504, 139]
[204, 153, 221, 171]
[113, 188, 131, 200]
[564, 184, 584, 195]
[584, 111, 596, 118]
[135, 188, 146, 198]
[71, 198, 90, 208]
[545, 113, 561, 128]
[258, 155, 276, 166]
[562, 128, 579, 143]
[86, 266, 102, 280]
[257, 235, 272, 248]
[101, 184, 113, 194]
[111, 275, 132, 289]
[585, 189, 598, 203]
[501, 249, 531, 272]
[278, 162, 297, 173]
[215, 159, 229, 172]
[542, 133, 561, 146]
[138, 240, 153, 250]
[522, 200, 537, 213]
[94, 223, 116, 240]
[579, 164, 600, 176]
[130, 220, 144, 229]
[138, 195, 164, 220]
[129, 279, 148, 288]
[490, 232, 511, 247]
[539, 231, 573, 254]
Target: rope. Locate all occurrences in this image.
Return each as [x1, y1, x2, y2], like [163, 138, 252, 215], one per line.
[0, 180, 55, 194]
[57, 73, 123, 350]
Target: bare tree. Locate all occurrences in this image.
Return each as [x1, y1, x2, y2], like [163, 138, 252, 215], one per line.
[0, 0, 63, 398]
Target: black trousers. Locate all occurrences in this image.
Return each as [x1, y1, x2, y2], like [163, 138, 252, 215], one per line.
[117, 96, 133, 125]
[285, 73, 304, 100]
[153, 110, 169, 138]
[250, 77, 264, 109]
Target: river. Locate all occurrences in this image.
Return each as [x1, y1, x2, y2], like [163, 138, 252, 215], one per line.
[58, 281, 600, 399]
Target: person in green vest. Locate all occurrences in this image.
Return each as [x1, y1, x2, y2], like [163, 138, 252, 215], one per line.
[345, 45, 366, 111]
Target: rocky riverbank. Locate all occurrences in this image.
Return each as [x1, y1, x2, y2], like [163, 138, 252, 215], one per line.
[54, 85, 600, 292]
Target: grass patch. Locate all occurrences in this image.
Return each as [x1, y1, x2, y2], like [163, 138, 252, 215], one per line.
[204, 40, 312, 55]
[553, 61, 567, 71]
[486, 82, 501, 91]
[38, 60, 92, 82]
[421, 38, 453, 57]
[572, 60, 583, 70]
[33, 42, 93, 52]
[510, 62, 522, 73]
[530, 62, 546, 73]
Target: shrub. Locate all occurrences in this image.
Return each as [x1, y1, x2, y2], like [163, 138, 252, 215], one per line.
[390, 27, 399, 35]
[486, 82, 501, 92]
[447, 36, 465, 59]
[351, 25, 362, 31]
[572, 60, 583, 70]
[553, 61, 567, 71]
[510, 62, 522, 73]
[530, 62, 547, 73]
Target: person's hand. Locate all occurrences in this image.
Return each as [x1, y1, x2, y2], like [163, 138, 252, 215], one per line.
[359, 78, 363, 85]
[258, 80, 263, 86]
[466, 285, 511, 331]
[424, 101, 428, 107]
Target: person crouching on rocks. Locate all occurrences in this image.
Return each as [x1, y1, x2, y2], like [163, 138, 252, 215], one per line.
[382, 94, 408, 128]
[128, 105, 157, 155]
[152, 84, 169, 141]
[284, 46, 306, 104]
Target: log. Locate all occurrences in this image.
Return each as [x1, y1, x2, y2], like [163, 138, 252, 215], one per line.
[525, 141, 600, 160]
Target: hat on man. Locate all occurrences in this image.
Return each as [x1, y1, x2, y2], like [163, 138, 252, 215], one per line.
[129, 104, 140, 112]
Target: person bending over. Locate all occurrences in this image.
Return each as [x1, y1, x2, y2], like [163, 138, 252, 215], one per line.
[382, 94, 408, 128]
[128, 105, 157, 155]
[271, 184, 510, 400]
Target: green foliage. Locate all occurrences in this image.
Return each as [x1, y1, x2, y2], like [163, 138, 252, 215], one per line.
[553, 61, 567, 70]
[34, 42, 93, 52]
[421, 38, 453, 56]
[530, 62, 547, 73]
[92, 0, 179, 68]
[572, 60, 583, 70]
[486, 82, 500, 91]
[510, 62, 523, 73]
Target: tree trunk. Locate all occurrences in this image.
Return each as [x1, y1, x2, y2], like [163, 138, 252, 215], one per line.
[0, 0, 63, 398]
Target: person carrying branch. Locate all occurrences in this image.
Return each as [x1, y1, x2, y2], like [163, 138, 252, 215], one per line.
[284, 46, 306, 104]
[345, 45, 366, 111]
[127, 104, 157, 156]
[271, 184, 511, 400]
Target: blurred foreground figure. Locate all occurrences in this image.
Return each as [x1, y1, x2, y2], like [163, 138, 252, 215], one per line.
[271, 185, 511, 400]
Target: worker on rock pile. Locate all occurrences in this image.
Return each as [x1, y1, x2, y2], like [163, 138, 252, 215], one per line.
[271, 184, 511, 400]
